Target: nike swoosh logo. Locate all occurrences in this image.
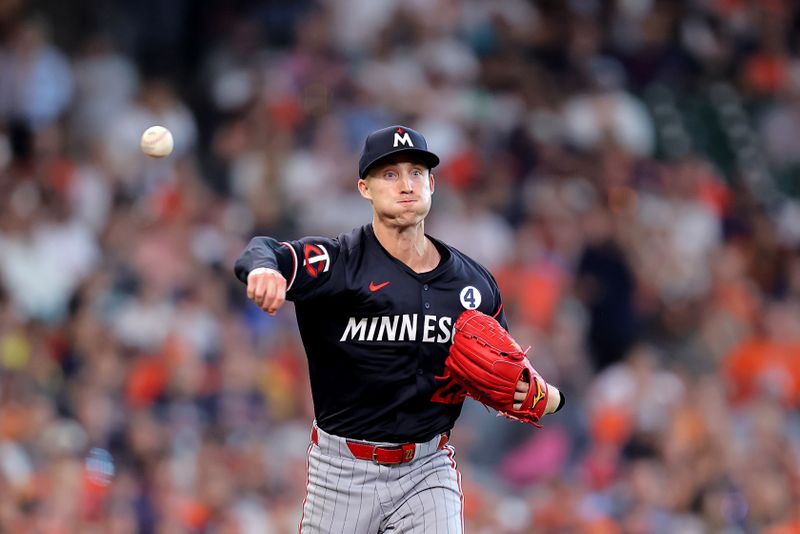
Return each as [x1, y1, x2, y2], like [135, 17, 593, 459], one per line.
[369, 281, 391, 292]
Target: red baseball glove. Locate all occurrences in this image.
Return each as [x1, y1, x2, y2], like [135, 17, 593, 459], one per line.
[442, 310, 550, 426]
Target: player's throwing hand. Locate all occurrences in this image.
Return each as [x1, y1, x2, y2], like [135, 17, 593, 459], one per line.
[246, 267, 287, 315]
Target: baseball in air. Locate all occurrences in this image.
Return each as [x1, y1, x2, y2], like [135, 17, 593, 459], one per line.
[140, 125, 174, 158]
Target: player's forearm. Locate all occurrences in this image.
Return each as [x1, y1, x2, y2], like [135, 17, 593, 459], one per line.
[234, 236, 292, 284]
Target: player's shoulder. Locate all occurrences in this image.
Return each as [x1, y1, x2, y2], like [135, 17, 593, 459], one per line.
[432, 236, 497, 282]
[334, 225, 369, 256]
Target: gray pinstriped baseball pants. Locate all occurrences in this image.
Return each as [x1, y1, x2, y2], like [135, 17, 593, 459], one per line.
[299, 424, 464, 533]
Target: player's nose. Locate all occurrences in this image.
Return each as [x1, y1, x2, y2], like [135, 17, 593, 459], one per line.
[399, 172, 414, 192]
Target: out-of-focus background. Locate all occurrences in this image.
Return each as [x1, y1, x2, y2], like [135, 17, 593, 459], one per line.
[1, 0, 799, 532]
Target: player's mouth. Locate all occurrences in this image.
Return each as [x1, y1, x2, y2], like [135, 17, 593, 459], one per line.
[397, 198, 418, 204]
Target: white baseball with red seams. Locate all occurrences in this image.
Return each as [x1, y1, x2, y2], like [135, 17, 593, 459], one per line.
[140, 125, 174, 158]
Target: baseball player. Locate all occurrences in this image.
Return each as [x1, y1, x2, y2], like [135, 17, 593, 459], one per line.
[234, 125, 563, 533]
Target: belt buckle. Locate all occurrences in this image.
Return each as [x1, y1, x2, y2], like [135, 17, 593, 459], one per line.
[372, 444, 394, 465]
[371, 444, 404, 465]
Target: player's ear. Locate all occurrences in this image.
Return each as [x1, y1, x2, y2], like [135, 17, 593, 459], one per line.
[428, 172, 435, 194]
[357, 178, 372, 201]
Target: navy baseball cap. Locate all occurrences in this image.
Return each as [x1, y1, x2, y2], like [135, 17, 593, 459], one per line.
[358, 125, 440, 178]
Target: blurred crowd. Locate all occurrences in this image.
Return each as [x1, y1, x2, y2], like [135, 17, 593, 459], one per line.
[1, 0, 800, 532]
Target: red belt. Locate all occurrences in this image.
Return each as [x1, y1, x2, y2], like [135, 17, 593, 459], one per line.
[311, 427, 449, 465]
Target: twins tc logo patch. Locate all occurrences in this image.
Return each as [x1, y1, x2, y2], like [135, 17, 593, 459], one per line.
[303, 243, 330, 277]
[459, 286, 481, 309]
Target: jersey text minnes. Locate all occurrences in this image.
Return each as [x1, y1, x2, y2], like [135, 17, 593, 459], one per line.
[340, 313, 455, 343]
[234, 224, 506, 442]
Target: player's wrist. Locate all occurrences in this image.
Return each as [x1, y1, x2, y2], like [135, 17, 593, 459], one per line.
[249, 266, 284, 278]
[544, 385, 564, 415]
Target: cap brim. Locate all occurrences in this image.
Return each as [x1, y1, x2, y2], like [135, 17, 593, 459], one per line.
[360, 147, 440, 178]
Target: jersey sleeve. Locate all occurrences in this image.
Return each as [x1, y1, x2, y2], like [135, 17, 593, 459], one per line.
[233, 235, 343, 301]
[488, 272, 508, 330]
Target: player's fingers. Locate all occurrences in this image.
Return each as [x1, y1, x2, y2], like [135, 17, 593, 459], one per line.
[268, 281, 287, 315]
[247, 273, 264, 302]
[513, 379, 530, 410]
[247, 281, 255, 300]
[266, 277, 288, 314]
[247, 271, 265, 302]
[261, 280, 278, 312]
[251, 278, 266, 306]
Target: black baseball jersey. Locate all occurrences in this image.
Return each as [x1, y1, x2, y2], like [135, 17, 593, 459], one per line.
[234, 224, 507, 442]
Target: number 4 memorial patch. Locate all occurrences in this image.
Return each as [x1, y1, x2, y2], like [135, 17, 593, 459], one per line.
[459, 286, 481, 310]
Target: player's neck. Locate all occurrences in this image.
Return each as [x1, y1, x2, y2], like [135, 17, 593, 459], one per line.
[371, 220, 440, 273]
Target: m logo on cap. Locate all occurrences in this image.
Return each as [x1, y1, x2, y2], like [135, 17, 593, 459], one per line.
[393, 129, 414, 148]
